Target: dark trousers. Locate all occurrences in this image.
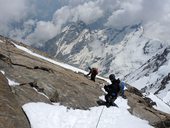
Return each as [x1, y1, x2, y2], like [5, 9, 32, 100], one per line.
[105, 94, 117, 105]
[91, 74, 96, 82]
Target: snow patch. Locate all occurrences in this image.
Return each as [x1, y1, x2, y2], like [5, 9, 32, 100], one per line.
[33, 87, 49, 99]
[147, 93, 170, 114]
[0, 70, 5, 75]
[23, 98, 153, 128]
[0, 70, 19, 86]
[7, 78, 20, 86]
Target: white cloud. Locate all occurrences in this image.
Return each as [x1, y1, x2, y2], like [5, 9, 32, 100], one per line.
[0, 0, 29, 22]
[68, 0, 93, 6]
[0, 0, 30, 34]
[52, 6, 72, 27]
[105, 0, 143, 28]
[26, 21, 59, 46]
[25, 6, 71, 45]
[53, 1, 103, 24]
[9, 20, 36, 42]
[1, 0, 170, 45]
[27, 1, 103, 45]
[73, 1, 103, 24]
[105, 0, 170, 41]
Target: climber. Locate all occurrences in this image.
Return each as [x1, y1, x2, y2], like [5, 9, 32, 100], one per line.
[85, 67, 98, 82]
[104, 74, 121, 107]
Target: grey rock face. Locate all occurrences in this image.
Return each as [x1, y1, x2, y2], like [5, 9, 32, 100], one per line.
[125, 85, 170, 128]
[0, 72, 30, 128]
[0, 35, 103, 109]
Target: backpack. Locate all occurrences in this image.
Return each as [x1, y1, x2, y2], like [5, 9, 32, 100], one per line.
[119, 81, 126, 96]
[104, 79, 120, 97]
[92, 68, 98, 75]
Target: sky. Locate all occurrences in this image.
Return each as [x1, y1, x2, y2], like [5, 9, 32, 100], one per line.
[1, 0, 170, 46]
[1, 39, 170, 128]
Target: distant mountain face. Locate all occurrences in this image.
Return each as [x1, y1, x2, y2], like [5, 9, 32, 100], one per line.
[125, 46, 170, 106]
[39, 21, 166, 78]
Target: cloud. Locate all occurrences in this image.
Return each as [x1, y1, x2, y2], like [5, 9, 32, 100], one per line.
[26, 21, 60, 46]
[0, 0, 29, 22]
[25, 6, 71, 45]
[0, 0, 30, 34]
[54, 1, 104, 24]
[26, 1, 104, 45]
[72, 1, 103, 24]
[68, 0, 93, 6]
[105, 0, 143, 28]
[104, 0, 170, 41]
[9, 20, 36, 43]
[1, 0, 170, 45]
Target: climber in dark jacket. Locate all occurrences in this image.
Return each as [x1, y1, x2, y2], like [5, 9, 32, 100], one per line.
[104, 74, 120, 107]
[86, 67, 98, 82]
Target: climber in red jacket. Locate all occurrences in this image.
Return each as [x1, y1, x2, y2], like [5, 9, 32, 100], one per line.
[85, 67, 98, 82]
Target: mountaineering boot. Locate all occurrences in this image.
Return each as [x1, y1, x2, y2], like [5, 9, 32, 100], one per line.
[106, 102, 111, 108]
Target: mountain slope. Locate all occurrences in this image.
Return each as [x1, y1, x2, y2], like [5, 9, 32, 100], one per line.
[0, 35, 104, 109]
[125, 45, 170, 106]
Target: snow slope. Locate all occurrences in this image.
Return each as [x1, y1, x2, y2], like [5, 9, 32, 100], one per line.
[125, 46, 170, 106]
[23, 99, 153, 128]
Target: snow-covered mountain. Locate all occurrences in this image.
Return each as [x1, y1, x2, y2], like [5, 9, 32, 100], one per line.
[38, 21, 170, 107]
[39, 21, 166, 78]
[125, 45, 170, 106]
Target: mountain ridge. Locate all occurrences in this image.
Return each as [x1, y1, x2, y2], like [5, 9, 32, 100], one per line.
[39, 21, 167, 78]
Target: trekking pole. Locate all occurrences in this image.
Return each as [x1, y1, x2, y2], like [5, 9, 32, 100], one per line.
[95, 106, 105, 128]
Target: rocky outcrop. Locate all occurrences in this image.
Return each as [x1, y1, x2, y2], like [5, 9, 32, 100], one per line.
[154, 73, 170, 95]
[125, 85, 170, 128]
[0, 35, 104, 110]
[0, 72, 30, 128]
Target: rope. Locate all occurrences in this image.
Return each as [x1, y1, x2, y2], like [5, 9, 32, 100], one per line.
[71, 106, 105, 128]
[95, 106, 105, 128]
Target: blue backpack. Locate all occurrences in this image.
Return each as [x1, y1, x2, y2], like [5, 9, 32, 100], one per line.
[119, 81, 126, 96]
